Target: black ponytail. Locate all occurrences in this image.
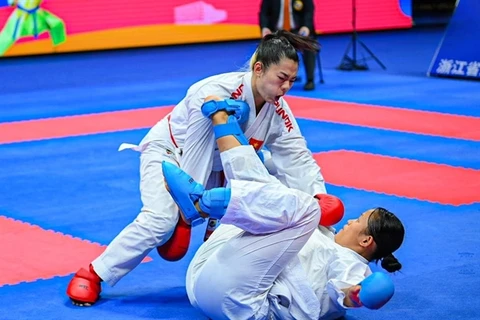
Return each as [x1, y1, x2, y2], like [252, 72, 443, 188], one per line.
[381, 253, 402, 273]
[367, 207, 405, 273]
[249, 30, 319, 70]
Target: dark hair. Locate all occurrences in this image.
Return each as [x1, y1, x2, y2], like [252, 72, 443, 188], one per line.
[249, 30, 320, 70]
[366, 207, 405, 273]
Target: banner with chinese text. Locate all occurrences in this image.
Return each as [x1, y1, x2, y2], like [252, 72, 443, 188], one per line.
[428, 0, 480, 80]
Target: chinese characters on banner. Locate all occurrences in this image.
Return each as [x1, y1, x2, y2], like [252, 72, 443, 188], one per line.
[428, 0, 480, 80]
[435, 59, 480, 78]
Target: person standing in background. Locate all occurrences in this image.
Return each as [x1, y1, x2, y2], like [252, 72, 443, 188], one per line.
[259, 0, 317, 91]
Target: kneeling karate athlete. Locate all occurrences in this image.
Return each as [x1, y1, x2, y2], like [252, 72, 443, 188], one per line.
[162, 110, 405, 320]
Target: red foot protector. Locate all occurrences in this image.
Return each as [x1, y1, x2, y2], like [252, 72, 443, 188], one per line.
[157, 217, 192, 261]
[314, 150, 480, 205]
[67, 265, 101, 304]
[0, 216, 152, 287]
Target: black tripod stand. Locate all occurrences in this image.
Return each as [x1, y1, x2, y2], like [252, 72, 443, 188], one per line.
[337, 0, 386, 70]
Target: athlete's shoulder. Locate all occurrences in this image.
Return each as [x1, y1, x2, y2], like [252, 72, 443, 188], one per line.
[187, 72, 248, 97]
[191, 71, 245, 87]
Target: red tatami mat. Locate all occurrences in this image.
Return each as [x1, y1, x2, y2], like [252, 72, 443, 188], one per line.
[315, 150, 480, 205]
[287, 96, 480, 141]
[2, 97, 480, 145]
[0, 106, 173, 145]
[0, 216, 151, 286]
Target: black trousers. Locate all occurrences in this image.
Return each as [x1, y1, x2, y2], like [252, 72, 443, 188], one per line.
[302, 49, 315, 82]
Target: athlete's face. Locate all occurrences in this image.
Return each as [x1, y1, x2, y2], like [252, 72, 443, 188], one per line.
[253, 58, 298, 104]
[335, 209, 375, 253]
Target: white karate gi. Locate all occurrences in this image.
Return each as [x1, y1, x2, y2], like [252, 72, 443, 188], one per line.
[187, 146, 372, 320]
[92, 71, 326, 286]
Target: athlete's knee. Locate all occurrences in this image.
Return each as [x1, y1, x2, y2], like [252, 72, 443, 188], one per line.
[299, 198, 322, 232]
[309, 209, 322, 231]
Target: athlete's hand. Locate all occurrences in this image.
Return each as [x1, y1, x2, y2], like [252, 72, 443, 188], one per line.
[299, 26, 310, 37]
[342, 285, 362, 308]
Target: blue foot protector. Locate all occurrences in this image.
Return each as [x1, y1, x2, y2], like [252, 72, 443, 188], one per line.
[162, 161, 206, 227]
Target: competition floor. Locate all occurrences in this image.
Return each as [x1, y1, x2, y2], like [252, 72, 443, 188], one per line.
[1, 26, 479, 320]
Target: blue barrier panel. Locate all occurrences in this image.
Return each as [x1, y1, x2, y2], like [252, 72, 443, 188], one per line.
[428, 0, 480, 80]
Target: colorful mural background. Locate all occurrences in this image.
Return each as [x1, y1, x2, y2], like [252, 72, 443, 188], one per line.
[0, 0, 412, 57]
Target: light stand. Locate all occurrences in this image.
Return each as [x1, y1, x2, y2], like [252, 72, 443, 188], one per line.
[337, 0, 386, 71]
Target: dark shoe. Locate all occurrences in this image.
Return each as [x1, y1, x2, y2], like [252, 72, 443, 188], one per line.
[303, 81, 315, 91]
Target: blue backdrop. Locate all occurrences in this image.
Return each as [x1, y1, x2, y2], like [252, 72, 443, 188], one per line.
[428, 0, 480, 80]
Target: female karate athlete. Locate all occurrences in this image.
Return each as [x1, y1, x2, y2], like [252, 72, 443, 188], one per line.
[161, 109, 405, 320]
[67, 30, 328, 306]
